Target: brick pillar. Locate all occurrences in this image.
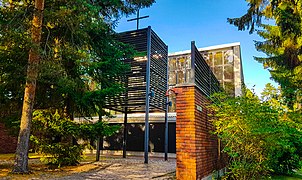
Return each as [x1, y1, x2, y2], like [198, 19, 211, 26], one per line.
[175, 86, 197, 180]
[175, 85, 221, 180]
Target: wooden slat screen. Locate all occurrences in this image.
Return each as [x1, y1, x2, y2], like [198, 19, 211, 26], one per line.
[105, 28, 168, 113]
[192, 42, 220, 97]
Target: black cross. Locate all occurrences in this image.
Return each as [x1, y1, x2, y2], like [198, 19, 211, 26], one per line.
[127, 8, 149, 30]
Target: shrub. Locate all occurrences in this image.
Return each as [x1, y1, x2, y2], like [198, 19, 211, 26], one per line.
[210, 88, 302, 179]
[30, 109, 119, 167]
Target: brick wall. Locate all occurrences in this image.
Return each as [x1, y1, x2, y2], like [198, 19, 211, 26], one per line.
[175, 85, 225, 180]
[0, 123, 17, 153]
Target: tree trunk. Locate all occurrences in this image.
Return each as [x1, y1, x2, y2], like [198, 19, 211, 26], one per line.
[12, 0, 45, 173]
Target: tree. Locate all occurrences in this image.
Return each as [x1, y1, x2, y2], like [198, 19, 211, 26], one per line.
[13, 0, 45, 173]
[0, 0, 32, 131]
[210, 87, 302, 179]
[228, 0, 302, 110]
[0, 0, 155, 174]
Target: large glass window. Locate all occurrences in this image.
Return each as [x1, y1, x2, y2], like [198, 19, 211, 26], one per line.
[185, 56, 191, 69]
[168, 54, 193, 85]
[169, 58, 177, 71]
[214, 66, 223, 81]
[202, 52, 213, 68]
[177, 71, 185, 84]
[169, 71, 176, 85]
[199, 47, 238, 96]
[224, 50, 234, 65]
[177, 57, 186, 70]
[224, 65, 234, 80]
[214, 52, 223, 66]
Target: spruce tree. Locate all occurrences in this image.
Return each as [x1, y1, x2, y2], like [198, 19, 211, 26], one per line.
[0, 0, 155, 173]
[228, 0, 302, 109]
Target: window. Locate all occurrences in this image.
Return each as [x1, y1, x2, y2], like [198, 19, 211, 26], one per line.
[224, 65, 234, 80]
[214, 52, 223, 66]
[214, 66, 223, 80]
[224, 50, 234, 65]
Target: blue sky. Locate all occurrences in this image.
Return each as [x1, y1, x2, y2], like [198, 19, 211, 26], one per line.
[115, 0, 278, 95]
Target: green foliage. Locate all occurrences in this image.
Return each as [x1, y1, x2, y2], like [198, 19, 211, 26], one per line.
[0, 0, 154, 172]
[0, 0, 155, 128]
[228, 3, 302, 176]
[210, 86, 302, 179]
[30, 136, 85, 168]
[228, 0, 302, 109]
[0, 0, 30, 129]
[30, 109, 120, 167]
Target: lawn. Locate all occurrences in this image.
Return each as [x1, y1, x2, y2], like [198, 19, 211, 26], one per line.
[271, 170, 302, 180]
[0, 153, 105, 179]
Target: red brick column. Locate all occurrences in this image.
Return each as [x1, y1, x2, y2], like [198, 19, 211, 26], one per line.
[175, 86, 197, 180]
[175, 85, 223, 180]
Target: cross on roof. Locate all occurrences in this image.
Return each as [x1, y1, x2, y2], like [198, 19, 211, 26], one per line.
[127, 8, 149, 30]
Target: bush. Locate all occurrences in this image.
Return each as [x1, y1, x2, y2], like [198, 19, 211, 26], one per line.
[268, 119, 302, 175]
[30, 136, 84, 167]
[210, 88, 302, 179]
[30, 109, 119, 167]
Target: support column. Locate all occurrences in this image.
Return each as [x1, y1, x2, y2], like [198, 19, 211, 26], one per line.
[164, 100, 169, 161]
[144, 26, 152, 164]
[123, 107, 128, 158]
[164, 46, 169, 161]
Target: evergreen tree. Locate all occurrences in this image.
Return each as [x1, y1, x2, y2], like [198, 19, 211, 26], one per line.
[0, 0, 155, 173]
[12, 0, 45, 173]
[228, 0, 302, 110]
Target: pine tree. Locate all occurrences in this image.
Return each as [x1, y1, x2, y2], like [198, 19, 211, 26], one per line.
[12, 0, 45, 173]
[228, 0, 302, 109]
[0, 0, 155, 173]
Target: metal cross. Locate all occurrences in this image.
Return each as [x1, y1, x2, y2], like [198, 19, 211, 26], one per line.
[127, 8, 149, 30]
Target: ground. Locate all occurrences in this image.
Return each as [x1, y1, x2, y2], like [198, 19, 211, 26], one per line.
[1, 153, 302, 179]
[0, 154, 176, 180]
[53, 157, 176, 180]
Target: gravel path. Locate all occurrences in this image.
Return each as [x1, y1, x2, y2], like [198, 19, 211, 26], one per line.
[53, 157, 176, 180]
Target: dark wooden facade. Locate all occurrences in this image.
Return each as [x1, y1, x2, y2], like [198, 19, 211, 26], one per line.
[105, 27, 168, 113]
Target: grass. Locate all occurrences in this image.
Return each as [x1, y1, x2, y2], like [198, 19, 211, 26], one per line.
[0, 153, 106, 180]
[271, 170, 302, 180]
[0, 153, 44, 160]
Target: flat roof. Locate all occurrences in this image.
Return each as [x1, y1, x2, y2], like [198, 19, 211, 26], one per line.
[169, 42, 240, 56]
